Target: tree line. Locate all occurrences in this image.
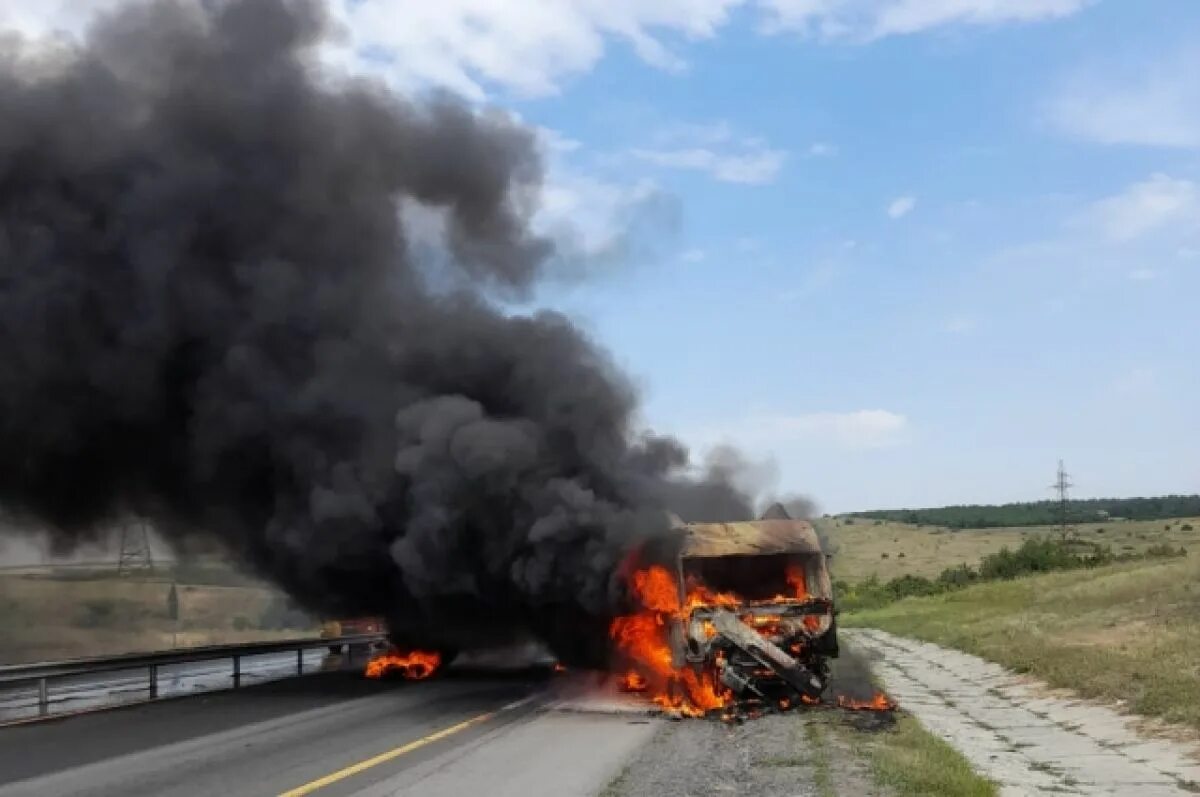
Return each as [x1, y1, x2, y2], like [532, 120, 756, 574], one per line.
[851, 495, 1200, 529]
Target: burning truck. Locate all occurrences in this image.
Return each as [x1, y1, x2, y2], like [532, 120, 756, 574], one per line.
[365, 503, 843, 719]
[609, 504, 840, 717]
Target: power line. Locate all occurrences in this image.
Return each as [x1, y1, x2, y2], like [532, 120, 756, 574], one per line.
[1050, 459, 1073, 540]
[117, 518, 155, 576]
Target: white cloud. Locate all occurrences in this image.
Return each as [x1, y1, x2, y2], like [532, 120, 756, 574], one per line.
[739, 410, 910, 449]
[1086, 174, 1199, 243]
[0, 0, 123, 38]
[944, 314, 976, 333]
[537, 172, 676, 262]
[1048, 50, 1200, 148]
[681, 408, 910, 453]
[887, 195, 916, 219]
[632, 120, 787, 184]
[1, 0, 743, 100]
[1128, 268, 1156, 281]
[1111, 367, 1157, 396]
[760, 0, 1088, 40]
[325, 0, 748, 99]
[525, 126, 681, 265]
[3, 0, 1088, 103]
[652, 120, 736, 146]
[806, 142, 837, 157]
[535, 126, 583, 154]
[631, 144, 786, 184]
[679, 248, 708, 263]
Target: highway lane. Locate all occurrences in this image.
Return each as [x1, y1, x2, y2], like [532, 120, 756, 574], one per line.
[0, 668, 658, 797]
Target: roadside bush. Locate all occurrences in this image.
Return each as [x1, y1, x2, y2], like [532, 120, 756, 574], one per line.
[837, 573, 950, 612]
[836, 575, 891, 612]
[885, 574, 942, 600]
[1143, 543, 1187, 559]
[73, 599, 117, 629]
[843, 537, 1134, 613]
[937, 564, 978, 587]
[1182, 524, 1195, 532]
[978, 539, 1079, 580]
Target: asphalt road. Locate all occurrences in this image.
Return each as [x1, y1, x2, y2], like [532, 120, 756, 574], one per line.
[0, 669, 659, 797]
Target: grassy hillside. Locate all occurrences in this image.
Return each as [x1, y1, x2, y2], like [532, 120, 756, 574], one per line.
[818, 516, 1200, 582]
[0, 567, 317, 664]
[843, 555, 1200, 730]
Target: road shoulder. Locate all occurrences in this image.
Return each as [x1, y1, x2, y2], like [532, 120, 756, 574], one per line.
[850, 628, 1200, 796]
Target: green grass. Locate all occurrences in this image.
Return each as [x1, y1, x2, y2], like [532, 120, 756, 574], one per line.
[844, 555, 1200, 729]
[818, 515, 1200, 582]
[803, 719, 835, 797]
[845, 715, 998, 797]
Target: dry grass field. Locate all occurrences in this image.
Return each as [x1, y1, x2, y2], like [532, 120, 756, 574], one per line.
[0, 567, 317, 664]
[818, 515, 1200, 582]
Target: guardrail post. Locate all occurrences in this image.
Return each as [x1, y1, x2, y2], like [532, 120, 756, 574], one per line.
[0, 634, 386, 717]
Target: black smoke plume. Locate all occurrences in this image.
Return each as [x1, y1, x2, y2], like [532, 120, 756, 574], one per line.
[0, 0, 765, 663]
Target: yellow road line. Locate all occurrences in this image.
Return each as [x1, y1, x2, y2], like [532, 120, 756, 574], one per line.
[276, 699, 534, 797]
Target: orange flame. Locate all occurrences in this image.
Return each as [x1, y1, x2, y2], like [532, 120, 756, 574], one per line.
[620, 670, 648, 692]
[786, 563, 809, 600]
[746, 614, 785, 637]
[684, 577, 741, 612]
[837, 692, 896, 711]
[653, 669, 726, 717]
[609, 564, 732, 716]
[633, 566, 682, 614]
[365, 648, 442, 680]
[610, 560, 831, 717]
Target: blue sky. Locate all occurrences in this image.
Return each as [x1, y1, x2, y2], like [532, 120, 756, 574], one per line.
[518, 1, 1200, 512]
[10, 0, 1200, 513]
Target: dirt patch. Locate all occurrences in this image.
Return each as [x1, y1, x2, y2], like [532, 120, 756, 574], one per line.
[602, 710, 886, 797]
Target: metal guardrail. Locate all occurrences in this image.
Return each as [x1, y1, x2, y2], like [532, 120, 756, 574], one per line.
[0, 633, 388, 718]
